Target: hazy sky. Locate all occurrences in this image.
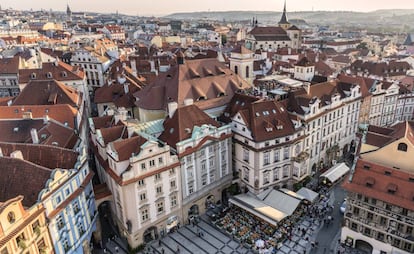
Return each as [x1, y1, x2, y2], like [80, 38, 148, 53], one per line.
[2, 0, 414, 16]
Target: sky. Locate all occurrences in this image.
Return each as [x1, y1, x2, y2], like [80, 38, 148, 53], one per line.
[2, 0, 414, 16]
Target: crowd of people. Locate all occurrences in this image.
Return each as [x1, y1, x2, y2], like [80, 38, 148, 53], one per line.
[213, 205, 307, 252]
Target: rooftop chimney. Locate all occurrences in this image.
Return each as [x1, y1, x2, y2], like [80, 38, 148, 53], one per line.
[184, 98, 193, 106]
[31, 128, 39, 144]
[168, 102, 178, 118]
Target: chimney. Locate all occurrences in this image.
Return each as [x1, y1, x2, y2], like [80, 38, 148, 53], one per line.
[43, 115, 49, 124]
[183, 98, 193, 106]
[124, 83, 129, 94]
[304, 82, 311, 95]
[31, 128, 39, 144]
[130, 59, 137, 76]
[168, 102, 178, 118]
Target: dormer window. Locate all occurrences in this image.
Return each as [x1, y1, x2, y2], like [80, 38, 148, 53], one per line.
[398, 143, 407, 152]
[47, 72, 52, 78]
[62, 71, 67, 77]
[30, 73, 36, 79]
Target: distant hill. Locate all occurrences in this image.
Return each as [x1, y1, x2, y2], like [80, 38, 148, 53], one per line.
[165, 9, 414, 30]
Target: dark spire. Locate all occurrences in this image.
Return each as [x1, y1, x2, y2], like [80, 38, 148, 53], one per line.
[279, 0, 289, 24]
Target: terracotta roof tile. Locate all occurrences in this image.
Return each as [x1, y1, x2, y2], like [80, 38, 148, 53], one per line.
[0, 104, 78, 128]
[134, 58, 250, 111]
[12, 80, 80, 107]
[159, 104, 220, 149]
[0, 157, 51, 207]
[111, 135, 147, 161]
[342, 159, 414, 211]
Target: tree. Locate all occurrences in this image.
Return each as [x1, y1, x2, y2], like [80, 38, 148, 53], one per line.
[357, 42, 368, 50]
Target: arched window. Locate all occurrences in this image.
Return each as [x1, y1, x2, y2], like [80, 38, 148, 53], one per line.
[234, 66, 238, 75]
[397, 143, 407, 152]
[246, 66, 249, 78]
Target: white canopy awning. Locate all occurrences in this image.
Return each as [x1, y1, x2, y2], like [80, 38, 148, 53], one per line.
[296, 187, 319, 203]
[320, 162, 350, 183]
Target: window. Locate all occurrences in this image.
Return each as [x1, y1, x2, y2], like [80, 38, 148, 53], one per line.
[243, 167, 249, 182]
[149, 160, 155, 167]
[263, 151, 270, 166]
[283, 165, 289, 178]
[273, 168, 279, 181]
[234, 66, 238, 74]
[141, 163, 146, 171]
[170, 168, 176, 175]
[283, 147, 290, 160]
[137, 179, 145, 186]
[243, 148, 249, 163]
[188, 182, 194, 194]
[73, 202, 80, 214]
[140, 193, 146, 201]
[246, 66, 250, 78]
[398, 142, 408, 152]
[170, 196, 177, 207]
[273, 149, 280, 162]
[156, 186, 162, 194]
[158, 157, 163, 164]
[56, 215, 64, 229]
[157, 202, 164, 214]
[263, 171, 269, 185]
[141, 209, 149, 222]
[7, 212, 15, 223]
[155, 173, 161, 181]
[170, 180, 176, 189]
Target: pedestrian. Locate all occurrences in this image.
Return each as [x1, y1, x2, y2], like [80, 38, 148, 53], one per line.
[115, 246, 119, 253]
[176, 244, 180, 253]
[159, 239, 161, 247]
[103, 248, 107, 253]
[161, 248, 165, 254]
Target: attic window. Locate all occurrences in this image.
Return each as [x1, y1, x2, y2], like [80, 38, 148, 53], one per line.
[263, 111, 269, 115]
[241, 102, 245, 106]
[365, 177, 375, 187]
[363, 165, 371, 170]
[166, 74, 172, 79]
[410, 177, 414, 182]
[384, 171, 391, 176]
[47, 72, 52, 78]
[14, 109, 18, 113]
[276, 125, 283, 130]
[197, 96, 206, 101]
[169, 128, 174, 134]
[13, 127, 19, 132]
[218, 92, 225, 97]
[272, 109, 276, 114]
[41, 134, 47, 139]
[255, 112, 260, 117]
[387, 183, 397, 194]
[62, 71, 67, 77]
[265, 127, 273, 132]
[30, 73, 36, 79]
[397, 143, 407, 152]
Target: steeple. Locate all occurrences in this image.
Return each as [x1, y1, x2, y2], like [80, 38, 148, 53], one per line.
[278, 0, 289, 25]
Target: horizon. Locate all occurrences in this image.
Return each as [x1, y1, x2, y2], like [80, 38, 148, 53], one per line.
[2, 0, 414, 16]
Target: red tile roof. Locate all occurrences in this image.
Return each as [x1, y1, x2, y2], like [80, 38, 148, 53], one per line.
[19, 61, 84, 84]
[0, 104, 78, 128]
[134, 58, 250, 111]
[0, 157, 51, 207]
[12, 80, 80, 107]
[111, 135, 147, 161]
[342, 159, 414, 211]
[159, 104, 220, 149]
[0, 118, 78, 149]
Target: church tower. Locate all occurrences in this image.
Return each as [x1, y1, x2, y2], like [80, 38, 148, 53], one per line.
[278, 0, 291, 30]
[66, 4, 72, 21]
[229, 45, 254, 85]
